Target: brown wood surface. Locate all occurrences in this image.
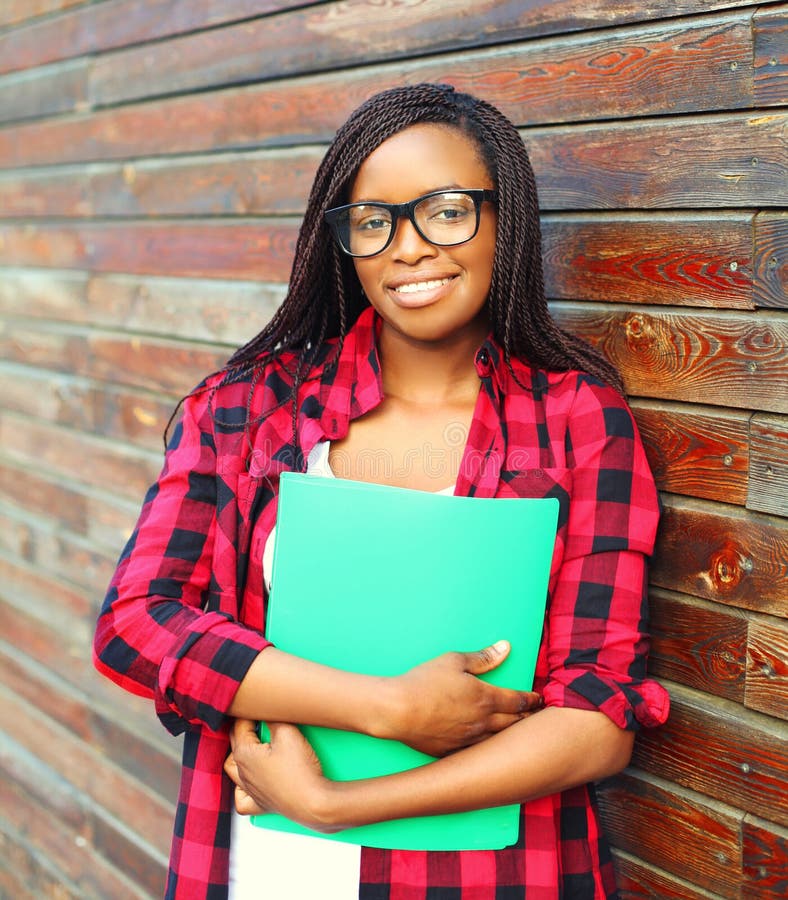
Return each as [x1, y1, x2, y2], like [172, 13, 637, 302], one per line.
[745, 615, 788, 721]
[0, 58, 89, 125]
[612, 849, 728, 900]
[543, 215, 755, 307]
[630, 400, 749, 503]
[753, 212, 788, 309]
[554, 303, 788, 413]
[597, 770, 742, 896]
[0, 0, 91, 28]
[0, 0, 312, 75]
[528, 112, 788, 211]
[632, 684, 788, 827]
[2, 112, 785, 217]
[0, 0, 763, 78]
[747, 412, 788, 516]
[651, 497, 787, 615]
[86, 9, 756, 110]
[0, 16, 756, 168]
[742, 814, 788, 898]
[648, 590, 747, 702]
[753, 5, 788, 107]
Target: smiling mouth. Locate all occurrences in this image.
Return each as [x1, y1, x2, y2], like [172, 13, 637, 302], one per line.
[392, 277, 453, 294]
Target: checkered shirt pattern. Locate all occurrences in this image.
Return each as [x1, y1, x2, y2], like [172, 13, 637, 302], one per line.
[94, 306, 668, 899]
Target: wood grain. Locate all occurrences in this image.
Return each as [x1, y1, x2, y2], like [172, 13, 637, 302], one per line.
[753, 213, 788, 309]
[612, 848, 727, 900]
[648, 589, 747, 701]
[543, 215, 754, 307]
[597, 770, 742, 896]
[0, 0, 91, 29]
[2, 112, 784, 217]
[632, 685, 788, 828]
[745, 615, 788, 721]
[0, 58, 89, 125]
[747, 412, 788, 516]
[650, 496, 787, 615]
[753, 5, 788, 107]
[630, 400, 749, 503]
[0, 17, 756, 167]
[742, 814, 788, 898]
[527, 112, 788, 210]
[554, 303, 788, 413]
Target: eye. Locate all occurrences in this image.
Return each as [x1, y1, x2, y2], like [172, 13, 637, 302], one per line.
[350, 207, 391, 232]
[422, 194, 474, 224]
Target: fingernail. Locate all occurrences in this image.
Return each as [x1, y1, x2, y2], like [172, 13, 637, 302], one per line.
[492, 640, 509, 653]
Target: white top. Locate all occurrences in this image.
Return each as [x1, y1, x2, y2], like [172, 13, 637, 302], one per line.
[229, 441, 454, 898]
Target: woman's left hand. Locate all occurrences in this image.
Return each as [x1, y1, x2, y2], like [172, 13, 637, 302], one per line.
[225, 719, 337, 831]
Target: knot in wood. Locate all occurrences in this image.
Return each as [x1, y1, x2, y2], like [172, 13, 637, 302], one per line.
[709, 543, 747, 591]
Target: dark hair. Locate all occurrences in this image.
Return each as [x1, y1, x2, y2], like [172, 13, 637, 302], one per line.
[211, 83, 622, 440]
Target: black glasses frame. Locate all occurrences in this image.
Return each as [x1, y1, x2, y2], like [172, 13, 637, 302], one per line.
[324, 188, 498, 258]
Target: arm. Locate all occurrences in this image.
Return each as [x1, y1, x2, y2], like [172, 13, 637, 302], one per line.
[226, 705, 631, 831]
[93, 380, 538, 744]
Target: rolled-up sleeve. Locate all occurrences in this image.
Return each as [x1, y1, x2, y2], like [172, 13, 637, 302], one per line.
[541, 378, 669, 730]
[92, 384, 270, 735]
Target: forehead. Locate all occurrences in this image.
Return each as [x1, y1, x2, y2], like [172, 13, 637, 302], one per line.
[349, 123, 491, 203]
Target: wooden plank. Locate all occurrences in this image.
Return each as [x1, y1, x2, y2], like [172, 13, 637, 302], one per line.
[0, 683, 173, 854]
[0, 411, 161, 501]
[612, 848, 728, 900]
[745, 615, 788, 721]
[630, 400, 749, 504]
[0, 507, 116, 595]
[0, 17, 756, 168]
[0, 362, 174, 452]
[753, 5, 788, 107]
[650, 496, 787, 616]
[88, 8, 757, 110]
[748, 412, 788, 516]
[543, 214, 754, 307]
[0, 0, 761, 77]
[597, 770, 742, 896]
[553, 303, 788, 413]
[0, 215, 759, 310]
[2, 112, 784, 218]
[0, 641, 179, 802]
[0, 817, 82, 900]
[0, 321, 226, 397]
[528, 112, 788, 211]
[0, 220, 299, 283]
[0, 0, 94, 29]
[742, 813, 788, 898]
[632, 684, 788, 828]
[753, 213, 788, 309]
[648, 589, 747, 702]
[0, 729, 164, 899]
[0, 552, 93, 622]
[0, 0, 311, 75]
[0, 58, 89, 125]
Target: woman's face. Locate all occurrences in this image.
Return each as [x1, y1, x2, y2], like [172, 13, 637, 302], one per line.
[348, 123, 497, 348]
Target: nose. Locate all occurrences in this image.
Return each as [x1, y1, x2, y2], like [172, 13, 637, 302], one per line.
[389, 214, 437, 263]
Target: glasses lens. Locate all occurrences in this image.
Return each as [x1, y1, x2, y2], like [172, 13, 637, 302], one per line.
[336, 205, 393, 256]
[414, 192, 478, 246]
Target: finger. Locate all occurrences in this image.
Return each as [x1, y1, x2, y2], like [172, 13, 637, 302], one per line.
[229, 717, 260, 752]
[463, 640, 510, 675]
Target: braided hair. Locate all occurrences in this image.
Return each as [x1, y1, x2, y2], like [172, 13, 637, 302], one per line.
[211, 83, 622, 447]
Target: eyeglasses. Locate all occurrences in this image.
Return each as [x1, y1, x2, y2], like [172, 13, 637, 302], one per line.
[324, 189, 498, 258]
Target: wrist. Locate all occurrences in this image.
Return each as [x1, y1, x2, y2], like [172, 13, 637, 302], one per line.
[366, 675, 407, 742]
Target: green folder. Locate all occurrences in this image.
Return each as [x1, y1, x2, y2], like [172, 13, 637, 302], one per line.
[251, 472, 558, 850]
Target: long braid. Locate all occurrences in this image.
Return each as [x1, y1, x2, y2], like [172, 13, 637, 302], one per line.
[203, 83, 623, 449]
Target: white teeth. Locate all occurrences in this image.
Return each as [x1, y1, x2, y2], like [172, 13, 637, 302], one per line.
[393, 278, 451, 294]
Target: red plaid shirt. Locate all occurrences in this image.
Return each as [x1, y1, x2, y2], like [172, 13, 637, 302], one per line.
[94, 306, 668, 899]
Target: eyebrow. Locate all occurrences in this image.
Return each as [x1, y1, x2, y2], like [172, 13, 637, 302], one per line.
[350, 183, 466, 204]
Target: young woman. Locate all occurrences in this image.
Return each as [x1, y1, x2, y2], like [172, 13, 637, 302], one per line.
[93, 83, 669, 899]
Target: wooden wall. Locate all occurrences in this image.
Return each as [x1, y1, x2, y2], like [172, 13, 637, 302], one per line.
[0, 1, 785, 897]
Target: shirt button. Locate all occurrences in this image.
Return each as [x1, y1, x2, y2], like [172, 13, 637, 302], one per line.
[475, 347, 491, 374]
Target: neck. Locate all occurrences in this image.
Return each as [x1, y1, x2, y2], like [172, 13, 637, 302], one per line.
[378, 318, 489, 405]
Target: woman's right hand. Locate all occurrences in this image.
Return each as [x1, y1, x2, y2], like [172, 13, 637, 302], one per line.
[381, 640, 542, 757]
